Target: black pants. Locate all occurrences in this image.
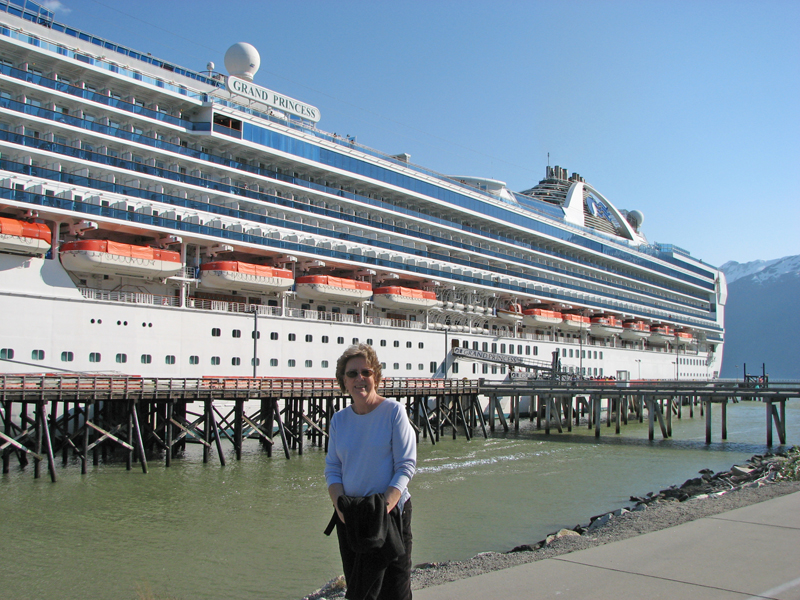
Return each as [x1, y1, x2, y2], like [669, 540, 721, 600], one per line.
[335, 499, 413, 600]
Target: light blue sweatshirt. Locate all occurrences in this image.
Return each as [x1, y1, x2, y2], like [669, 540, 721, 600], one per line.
[324, 399, 417, 509]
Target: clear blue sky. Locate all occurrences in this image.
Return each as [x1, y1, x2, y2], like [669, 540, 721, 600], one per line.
[43, 0, 799, 268]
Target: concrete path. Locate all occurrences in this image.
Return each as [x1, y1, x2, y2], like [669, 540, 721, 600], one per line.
[414, 490, 800, 600]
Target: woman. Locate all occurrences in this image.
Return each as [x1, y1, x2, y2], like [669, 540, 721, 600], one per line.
[325, 344, 417, 600]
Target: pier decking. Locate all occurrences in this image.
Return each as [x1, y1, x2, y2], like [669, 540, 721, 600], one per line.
[1, 375, 797, 483]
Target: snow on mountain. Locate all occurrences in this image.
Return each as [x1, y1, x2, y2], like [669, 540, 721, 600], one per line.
[721, 255, 800, 284]
[719, 253, 800, 379]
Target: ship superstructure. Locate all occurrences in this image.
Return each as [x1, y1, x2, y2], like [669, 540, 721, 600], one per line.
[0, 0, 726, 381]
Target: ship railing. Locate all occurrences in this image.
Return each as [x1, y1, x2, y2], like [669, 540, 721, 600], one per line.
[365, 316, 425, 330]
[285, 308, 361, 324]
[78, 287, 179, 307]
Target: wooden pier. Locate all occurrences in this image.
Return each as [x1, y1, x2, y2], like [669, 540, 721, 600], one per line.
[1, 375, 797, 482]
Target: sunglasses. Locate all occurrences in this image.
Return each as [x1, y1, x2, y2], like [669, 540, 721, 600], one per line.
[345, 369, 374, 379]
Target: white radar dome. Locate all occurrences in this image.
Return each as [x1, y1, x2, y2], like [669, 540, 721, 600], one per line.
[224, 43, 260, 81]
[626, 210, 644, 230]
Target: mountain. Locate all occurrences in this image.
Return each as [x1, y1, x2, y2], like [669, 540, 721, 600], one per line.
[720, 255, 800, 379]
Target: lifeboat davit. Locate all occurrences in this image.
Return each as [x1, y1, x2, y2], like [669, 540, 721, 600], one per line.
[0, 216, 51, 255]
[496, 303, 523, 322]
[296, 275, 372, 302]
[522, 308, 562, 327]
[590, 315, 623, 337]
[373, 286, 440, 310]
[199, 261, 293, 293]
[621, 320, 651, 341]
[648, 325, 673, 345]
[60, 240, 182, 278]
[560, 313, 590, 331]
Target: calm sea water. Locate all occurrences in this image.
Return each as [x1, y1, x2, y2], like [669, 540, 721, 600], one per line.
[1, 400, 797, 600]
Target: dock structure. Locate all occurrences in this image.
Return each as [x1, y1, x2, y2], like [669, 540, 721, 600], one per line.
[1, 375, 797, 483]
[479, 378, 798, 446]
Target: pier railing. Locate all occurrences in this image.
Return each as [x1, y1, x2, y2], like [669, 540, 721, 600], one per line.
[1, 375, 796, 483]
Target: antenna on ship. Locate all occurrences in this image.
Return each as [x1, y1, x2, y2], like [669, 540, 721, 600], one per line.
[547, 152, 550, 167]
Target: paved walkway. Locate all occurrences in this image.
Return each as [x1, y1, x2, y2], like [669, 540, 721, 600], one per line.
[414, 490, 800, 600]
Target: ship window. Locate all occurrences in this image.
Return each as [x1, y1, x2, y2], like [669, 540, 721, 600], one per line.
[518, 345, 523, 354]
[232, 357, 241, 366]
[316, 306, 326, 312]
[472, 342, 478, 350]
[332, 307, 341, 314]
[270, 358, 278, 367]
[337, 337, 344, 344]
[189, 355, 199, 365]
[482, 364, 489, 374]
[288, 333, 296, 341]
[115, 353, 127, 364]
[270, 332, 278, 340]
[430, 361, 437, 373]
[141, 354, 152, 364]
[165, 355, 176, 365]
[491, 366, 497, 374]
[352, 338, 359, 344]
[452, 363, 459, 374]
[533, 346, 538, 356]
[301, 303, 310, 310]
[394, 341, 400, 348]
[89, 352, 101, 363]
[393, 363, 399, 370]
[322, 360, 329, 368]
[366, 339, 373, 346]
[418, 364, 424, 371]
[61, 351, 74, 362]
[305, 360, 312, 368]
[380, 340, 387, 347]
[232, 329, 241, 338]
[305, 335, 313, 342]
[508, 345, 514, 355]
[322, 336, 329, 343]
[252, 331, 260, 339]
[419, 342, 424, 349]
[251, 358, 260, 367]
[288, 359, 296, 367]
[581, 351, 585, 359]
[501, 344, 506, 353]
[491, 343, 497, 352]
[599, 352, 603, 359]
[211, 356, 220, 365]
[482, 342, 488, 352]
[211, 328, 221, 337]
[31, 349, 45, 360]
[406, 342, 413, 349]
[346, 309, 355, 315]
[405, 363, 412, 370]
[594, 351, 598, 359]
[501, 366, 506, 374]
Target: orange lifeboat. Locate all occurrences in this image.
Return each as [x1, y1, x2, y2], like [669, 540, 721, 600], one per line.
[295, 275, 372, 302]
[522, 308, 562, 327]
[621, 320, 651, 341]
[675, 330, 695, 346]
[560, 313, 590, 331]
[589, 315, 623, 337]
[496, 303, 523, 322]
[199, 261, 293, 293]
[648, 325, 674, 345]
[373, 286, 440, 310]
[0, 216, 51, 255]
[60, 240, 182, 278]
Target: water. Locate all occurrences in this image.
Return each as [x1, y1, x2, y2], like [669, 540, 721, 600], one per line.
[1, 400, 797, 600]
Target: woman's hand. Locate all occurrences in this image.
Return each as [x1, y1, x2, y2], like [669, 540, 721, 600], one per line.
[328, 483, 346, 523]
[384, 486, 402, 513]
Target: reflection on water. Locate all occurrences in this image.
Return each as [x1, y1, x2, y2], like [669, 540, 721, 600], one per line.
[1, 401, 797, 600]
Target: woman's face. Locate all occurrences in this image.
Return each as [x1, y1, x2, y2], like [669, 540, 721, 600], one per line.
[343, 356, 376, 403]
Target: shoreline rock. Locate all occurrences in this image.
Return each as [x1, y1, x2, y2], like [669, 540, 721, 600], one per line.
[302, 447, 800, 600]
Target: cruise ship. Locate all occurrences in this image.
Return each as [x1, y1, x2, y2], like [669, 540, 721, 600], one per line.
[0, 0, 726, 382]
